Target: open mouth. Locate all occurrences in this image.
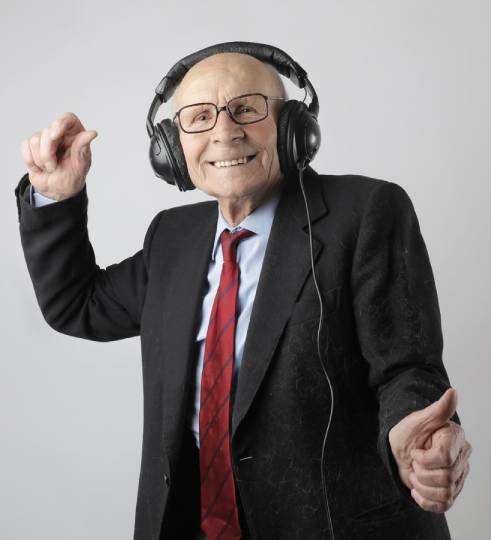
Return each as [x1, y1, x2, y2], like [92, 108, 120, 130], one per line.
[209, 154, 257, 168]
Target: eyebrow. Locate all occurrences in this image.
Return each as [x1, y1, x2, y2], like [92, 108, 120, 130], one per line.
[176, 90, 265, 108]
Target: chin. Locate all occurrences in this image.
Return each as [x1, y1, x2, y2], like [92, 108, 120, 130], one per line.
[198, 175, 253, 196]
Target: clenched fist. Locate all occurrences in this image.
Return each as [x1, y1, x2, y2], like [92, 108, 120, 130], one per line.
[20, 112, 98, 201]
[389, 388, 471, 513]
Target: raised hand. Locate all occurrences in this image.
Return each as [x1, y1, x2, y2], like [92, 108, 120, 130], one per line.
[20, 112, 98, 201]
[388, 388, 471, 512]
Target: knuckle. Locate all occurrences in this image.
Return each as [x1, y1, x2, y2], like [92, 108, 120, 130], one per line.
[434, 501, 445, 513]
[62, 111, 77, 123]
[438, 446, 453, 466]
[451, 469, 461, 483]
[441, 487, 452, 500]
[39, 128, 50, 154]
[439, 469, 453, 485]
[421, 500, 433, 512]
[456, 469, 465, 485]
[441, 501, 451, 512]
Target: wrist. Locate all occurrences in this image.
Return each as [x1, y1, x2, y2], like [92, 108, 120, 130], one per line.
[32, 185, 84, 202]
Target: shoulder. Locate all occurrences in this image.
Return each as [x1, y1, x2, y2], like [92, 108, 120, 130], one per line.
[147, 198, 217, 233]
[307, 168, 415, 218]
[315, 169, 409, 205]
[162, 198, 217, 222]
[142, 199, 217, 260]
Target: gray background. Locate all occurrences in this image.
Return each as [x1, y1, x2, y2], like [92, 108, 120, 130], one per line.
[1, 0, 489, 538]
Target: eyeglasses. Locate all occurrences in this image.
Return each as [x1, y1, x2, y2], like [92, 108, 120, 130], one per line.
[173, 92, 286, 134]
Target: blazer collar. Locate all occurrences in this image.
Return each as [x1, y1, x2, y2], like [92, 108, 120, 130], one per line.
[211, 184, 282, 261]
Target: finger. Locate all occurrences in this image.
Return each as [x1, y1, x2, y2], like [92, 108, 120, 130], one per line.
[28, 132, 45, 171]
[71, 130, 98, 156]
[411, 488, 449, 513]
[21, 138, 43, 173]
[39, 127, 58, 173]
[411, 425, 465, 469]
[409, 471, 454, 506]
[454, 461, 470, 499]
[412, 441, 472, 488]
[50, 112, 84, 141]
[412, 459, 461, 488]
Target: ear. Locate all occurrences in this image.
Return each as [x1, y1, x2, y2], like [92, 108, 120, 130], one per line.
[153, 119, 195, 191]
[276, 100, 296, 176]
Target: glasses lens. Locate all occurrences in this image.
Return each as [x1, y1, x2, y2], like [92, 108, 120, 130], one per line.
[228, 94, 267, 124]
[179, 103, 216, 132]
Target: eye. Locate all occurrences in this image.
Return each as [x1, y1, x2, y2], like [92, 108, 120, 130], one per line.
[193, 111, 212, 123]
[235, 105, 257, 115]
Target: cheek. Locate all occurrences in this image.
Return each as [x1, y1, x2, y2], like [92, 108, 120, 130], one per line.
[249, 125, 279, 163]
[179, 136, 203, 171]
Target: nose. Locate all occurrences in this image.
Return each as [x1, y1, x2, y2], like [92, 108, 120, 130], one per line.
[211, 107, 245, 143]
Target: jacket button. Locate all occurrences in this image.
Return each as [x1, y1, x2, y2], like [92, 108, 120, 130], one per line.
[164, 473, 170, 487]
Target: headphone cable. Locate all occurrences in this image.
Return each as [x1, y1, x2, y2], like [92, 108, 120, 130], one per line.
[297, 166, 336, 540]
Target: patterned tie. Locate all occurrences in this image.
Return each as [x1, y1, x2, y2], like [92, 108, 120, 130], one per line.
[199, 227, 256, 540]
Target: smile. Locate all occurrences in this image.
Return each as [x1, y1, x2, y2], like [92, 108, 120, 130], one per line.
[210, 154, 256, 168]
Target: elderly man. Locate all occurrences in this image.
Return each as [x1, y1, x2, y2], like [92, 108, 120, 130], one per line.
[16, 44, 470, 540]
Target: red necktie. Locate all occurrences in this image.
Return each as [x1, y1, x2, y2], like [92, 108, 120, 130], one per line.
[199, 228, 256, 540]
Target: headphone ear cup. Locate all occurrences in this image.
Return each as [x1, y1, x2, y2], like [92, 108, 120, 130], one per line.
[277, 100, 321, 176]
[276, 100, 297, 176]
[149, 119, 195, 191]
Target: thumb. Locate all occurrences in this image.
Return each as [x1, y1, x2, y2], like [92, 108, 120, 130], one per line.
[72, 129, 98, 155]
[424, 388, 458, 428]
[410, 388, 458, 439]
[392, 388, 458, 448]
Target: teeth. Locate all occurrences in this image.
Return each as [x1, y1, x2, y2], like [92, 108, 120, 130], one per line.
[213, 156, 252, 168]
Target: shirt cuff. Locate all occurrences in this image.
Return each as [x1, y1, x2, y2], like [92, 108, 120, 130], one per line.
[30, 184, 58, 207]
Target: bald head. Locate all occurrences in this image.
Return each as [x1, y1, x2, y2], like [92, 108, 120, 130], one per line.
[173, 52, 287, 113]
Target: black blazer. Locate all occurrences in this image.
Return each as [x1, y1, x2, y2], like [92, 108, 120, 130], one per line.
[15, 167, 459, 540]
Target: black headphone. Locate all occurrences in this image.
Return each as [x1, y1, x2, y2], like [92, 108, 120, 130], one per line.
[146, 41, 321, 191]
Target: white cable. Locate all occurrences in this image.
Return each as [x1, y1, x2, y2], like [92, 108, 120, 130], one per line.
[297, 167, 336, 540]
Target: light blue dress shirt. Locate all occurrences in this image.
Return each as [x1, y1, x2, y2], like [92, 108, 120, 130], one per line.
[29, 184, 282, 448]
[30, 185, 58, 206]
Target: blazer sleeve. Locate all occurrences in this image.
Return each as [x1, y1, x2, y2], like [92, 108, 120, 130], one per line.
[15, 173, 164, 342]
[350, 180, 460, 503]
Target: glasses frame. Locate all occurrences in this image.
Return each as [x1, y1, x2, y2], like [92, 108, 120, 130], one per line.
[173, 92, 287, 134]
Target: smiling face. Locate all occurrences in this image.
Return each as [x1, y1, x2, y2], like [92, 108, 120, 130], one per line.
[174, 53, 287, 223]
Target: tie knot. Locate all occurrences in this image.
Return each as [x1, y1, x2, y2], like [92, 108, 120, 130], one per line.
[220, 228, 255, 262]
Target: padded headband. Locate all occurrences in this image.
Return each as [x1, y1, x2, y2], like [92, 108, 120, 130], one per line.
[146, 41, 319, 138]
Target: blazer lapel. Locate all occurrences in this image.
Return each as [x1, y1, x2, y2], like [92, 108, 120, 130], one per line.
[231, 167, 329, 440]
[160, 203, 217, 460]
[158, 168, 328, 458]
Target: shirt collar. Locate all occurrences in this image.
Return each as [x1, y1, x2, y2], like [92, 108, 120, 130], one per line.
[211, 185, 283, 261]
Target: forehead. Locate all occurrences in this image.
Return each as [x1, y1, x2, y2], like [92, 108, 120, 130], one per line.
[174, 53, 281, 108]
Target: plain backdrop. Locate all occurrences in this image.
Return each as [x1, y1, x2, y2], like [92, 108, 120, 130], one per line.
[1, 1, 489, 538]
